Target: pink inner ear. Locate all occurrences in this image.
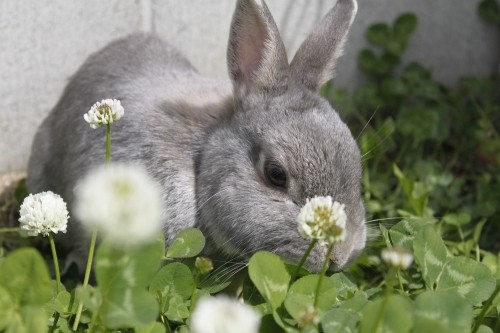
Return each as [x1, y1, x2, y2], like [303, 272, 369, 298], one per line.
[236, 18, 268, 82]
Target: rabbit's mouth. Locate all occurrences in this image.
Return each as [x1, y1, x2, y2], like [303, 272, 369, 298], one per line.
[196, 225, 248, 261]
[328, 217, 367, 271]
[328, 246, 364, 273]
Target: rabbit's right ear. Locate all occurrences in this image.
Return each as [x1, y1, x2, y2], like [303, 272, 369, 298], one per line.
[290, 0, 358, 92]
[227, 0, 289, 97]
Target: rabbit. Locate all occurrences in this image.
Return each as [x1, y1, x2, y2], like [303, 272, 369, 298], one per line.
[27, 0, 365, 272]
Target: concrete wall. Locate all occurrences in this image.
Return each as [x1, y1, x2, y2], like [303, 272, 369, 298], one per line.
[1, 0, 498, 173]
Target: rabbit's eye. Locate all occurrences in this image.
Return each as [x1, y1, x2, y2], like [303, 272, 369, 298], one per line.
[264, 160, 287, 188]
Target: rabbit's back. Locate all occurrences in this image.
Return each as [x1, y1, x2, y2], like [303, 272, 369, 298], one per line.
[27, 33, 232, 247]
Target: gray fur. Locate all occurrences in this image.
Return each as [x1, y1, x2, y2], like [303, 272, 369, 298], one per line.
[28, 0, 364, 271]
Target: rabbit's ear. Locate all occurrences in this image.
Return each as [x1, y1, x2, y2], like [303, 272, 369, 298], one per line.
[227, 0, 289, 95]
[290, 0, 357, 92]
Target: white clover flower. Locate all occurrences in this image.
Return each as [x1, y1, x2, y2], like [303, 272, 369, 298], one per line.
[191, 296, 261, 333]
[84, 98, 124, 129]
[73, 163, 163, 247]
[297, 196, 347, 246]
[381, 246, 413, 270]
[19, 191, 69, 237]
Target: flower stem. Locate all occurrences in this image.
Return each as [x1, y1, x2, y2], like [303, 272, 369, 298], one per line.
[105, 124, 111, 165]
[371, 269, 395, 333]
[0, 227, 19, 233]
[190, 274, 198, 311]
[49, 313, 60, 333]
[48, 234, 61, 294]
[313, 243, 335, 308]
[471, 283, 500, 333]
[72, 229, 98, 330]
[88, 308, 99, 333]
[292, 239, 317, 282]
[72, 116, 111, 330]
[48, 234, 62, 333]
[396, 269, 405, 292]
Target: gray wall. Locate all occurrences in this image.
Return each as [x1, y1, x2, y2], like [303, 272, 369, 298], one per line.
[1, 0, 498, 173]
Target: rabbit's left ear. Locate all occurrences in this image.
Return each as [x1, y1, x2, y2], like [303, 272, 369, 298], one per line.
[227, 0, 289, 95]
[290, 0, 358, 92]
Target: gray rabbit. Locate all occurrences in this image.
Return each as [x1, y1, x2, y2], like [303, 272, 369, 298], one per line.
[27, 0, 365, 271]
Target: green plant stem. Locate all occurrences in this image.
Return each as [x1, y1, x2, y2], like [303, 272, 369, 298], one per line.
[72, 229, 98, 330]
[190, 272, 199, 311]
[313, 243, 335, 308]
[72, 124, 110, 330]
[189, 284, 197, 311]
[457, 225, 464, 241]
[48, 234, 61, 333]
[162, 315, 172, 333]
[371, 268, 395, 333]
[396, 269, 405, 292]
[371, 289, 390, 333]
[292, 239, 317, 282]
[105, 124, 111, 164]
[88, 308, 98, 333]
[0, 227, 19, 233]
[49, 314, 60, 333]
[48, 234, 61, 294]
[471, 283, 500, 333]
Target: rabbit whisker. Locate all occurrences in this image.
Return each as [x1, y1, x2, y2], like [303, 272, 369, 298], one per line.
[365, 216, 405, 224]
[195, 187, 233, 215]
[356, 106, 379, 141]
[360, 121, 394, 162]
[200, 261, 247, 286]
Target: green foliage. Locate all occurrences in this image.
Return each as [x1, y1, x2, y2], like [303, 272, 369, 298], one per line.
[321, 308, 359, 333]
[324, 10, 500, 254]
[360, 295, 413, 333]
[248, 251, 290, 311]
[165, 228, 205, 259]
[413, 291, 472, 333]
[412, 225, 448, 287]
[93, 239, 163, 329]
[1, 6, 500, 333]
[0, 248, 52, 333]
[479, 0, 500, 24]
[359, 13, 417, 78]
[150, 263, 194, 301]
[286, 275, 336, 315]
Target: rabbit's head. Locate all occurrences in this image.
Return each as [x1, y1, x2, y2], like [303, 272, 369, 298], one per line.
[196, 0, 364, 271]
